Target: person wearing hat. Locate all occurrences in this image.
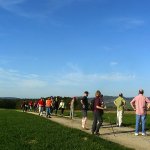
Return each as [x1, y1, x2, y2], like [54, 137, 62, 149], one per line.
[80, 91, 89, 129]
[130, 89, 150, 136]
[114, 93, 126, 127]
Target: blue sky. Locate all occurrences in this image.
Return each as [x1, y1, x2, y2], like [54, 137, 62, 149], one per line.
[0, 0, 150, 98]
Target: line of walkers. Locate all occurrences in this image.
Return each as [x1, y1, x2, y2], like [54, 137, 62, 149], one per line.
[80, 89, 150, 136]
[22, 89, 150, 136]
[38, 97, 65, 117]
[21, 97, 62, 117]
[21, 96, 77, 119]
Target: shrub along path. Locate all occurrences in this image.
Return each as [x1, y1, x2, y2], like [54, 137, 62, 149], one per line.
[29, 112, 150, 150]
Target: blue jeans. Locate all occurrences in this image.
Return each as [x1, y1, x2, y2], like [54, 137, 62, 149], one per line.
[135, 114, 146, 134]
[46, 107, 51, 116]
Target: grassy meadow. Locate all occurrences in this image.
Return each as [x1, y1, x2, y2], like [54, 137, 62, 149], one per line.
[63, 110, 150, 130]
[0, 109, 133, 150]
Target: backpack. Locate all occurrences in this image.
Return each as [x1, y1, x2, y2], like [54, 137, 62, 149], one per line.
[90, 99, 95, 111]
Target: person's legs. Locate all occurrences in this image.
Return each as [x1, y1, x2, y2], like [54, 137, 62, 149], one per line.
[82, 110, 87, 128]
[48, 107, 51, 117]
[141, 114, 146, 134]
[55, 108, 58, 115]
[135, 115, 141, 134]
[118, 110, 123, 127]
[82, 110, 85, 128]
[82, 117, 84, 128]
[61, 108, 64, 115]
[62, 108, 65, 115]
[95, 112, 102, 134]
[72, 108, 74, 119]
[84, 111, 87, 128]
[46, 107, 48, 117]
[39, 106, 41, 115]
[70, 108, 72, 118]
[46, 107, 50, 116]
[50, 106, 53, 114]
[92, 112, 97, 134]
[22, 106, 25, 112]
[116, 110, 119, 126]
[40, 106, 43, 116]
[70, 108, 74, 119]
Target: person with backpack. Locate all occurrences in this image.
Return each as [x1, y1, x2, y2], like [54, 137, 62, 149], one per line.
[130, 89, 150, 136]
[114, 93, 126, 127]
[81, 91, 89, 129]
[91, 90, 105, 135]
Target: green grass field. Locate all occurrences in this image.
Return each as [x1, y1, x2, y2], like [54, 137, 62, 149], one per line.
[63, 110, 150, 130]
[0, 109, 132, 150]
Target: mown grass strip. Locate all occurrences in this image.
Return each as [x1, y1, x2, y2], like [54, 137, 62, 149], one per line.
[0, 110, 132, 150]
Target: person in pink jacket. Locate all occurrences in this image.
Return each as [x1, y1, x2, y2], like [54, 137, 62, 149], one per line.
[130, 89, 150, 136]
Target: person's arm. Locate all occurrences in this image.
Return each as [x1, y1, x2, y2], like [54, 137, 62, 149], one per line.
[147, 103, 150, 109]
[96, 105, 105, 110]
[122, 99, 126, 106]
[96, 99, 106, 110]
[114, 100, 117, 106]
[59, 102, 62, 109]
[145, 97, 150, 109]
[81, 97, 85, 108]
[130, 99, 136, 111]
[145, 97, 150, 103]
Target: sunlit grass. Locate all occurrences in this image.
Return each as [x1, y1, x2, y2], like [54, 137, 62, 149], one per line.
[0, 109, 132, 150]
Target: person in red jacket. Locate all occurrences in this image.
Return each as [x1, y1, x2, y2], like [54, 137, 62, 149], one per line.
[38, 98, 44, 116]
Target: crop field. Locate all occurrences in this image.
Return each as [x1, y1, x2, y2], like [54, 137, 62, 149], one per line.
[0, 109, 133, 150]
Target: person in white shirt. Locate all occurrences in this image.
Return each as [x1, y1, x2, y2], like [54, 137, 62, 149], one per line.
[59, 100, 65, 116]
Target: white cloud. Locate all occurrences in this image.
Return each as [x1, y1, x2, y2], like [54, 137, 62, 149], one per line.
[0, 65, 136, 97]
[54, 64, 135, 86]
[55, 72, 135, 86]
[0, 68, 47, 88]
[110, 61, 118, 66]
[19, 79, 47, 88]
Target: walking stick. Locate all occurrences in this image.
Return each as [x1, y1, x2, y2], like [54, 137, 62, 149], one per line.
[107, 116, 116, 137]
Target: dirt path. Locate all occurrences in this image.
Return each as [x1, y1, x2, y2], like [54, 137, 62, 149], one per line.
[28, 112, 150, 150]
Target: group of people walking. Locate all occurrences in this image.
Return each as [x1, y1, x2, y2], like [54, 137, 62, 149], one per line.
[21, 97, 66, 117]
[80, 89, 150, 136]
[22, 89, 150, 136]
[38, 97, 66, 117]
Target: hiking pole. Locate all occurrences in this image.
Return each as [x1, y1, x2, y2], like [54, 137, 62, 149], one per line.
[107, 116, 116, 137]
